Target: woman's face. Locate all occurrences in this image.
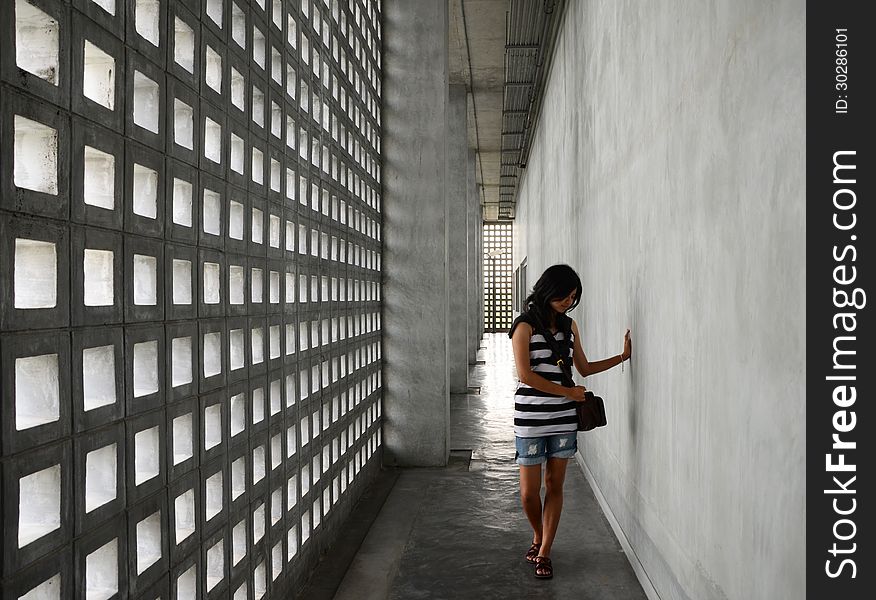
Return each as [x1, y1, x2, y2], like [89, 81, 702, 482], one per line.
[549, 290, 577, 314]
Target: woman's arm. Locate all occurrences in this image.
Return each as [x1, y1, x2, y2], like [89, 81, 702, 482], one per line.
[512, 322, 585, 399]
[571, 320, 630, 377]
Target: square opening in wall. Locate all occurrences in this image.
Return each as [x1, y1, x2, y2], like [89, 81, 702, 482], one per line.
[230, 394, 245, 437]
[251, 269, 263, 303]
[18, 573, 61, 600]
[18, 464, 61, 547]
[205, 46, 222, 93]
[174, 488, 195, 544]
[83, 249, 114, 306]
[269, 273, 279, 304]
[133, 71, 160, 134]
[252, 446, 265, 484]
[252, 388, 265, 425]
[251, 208, 263, 244]
[251, 148, 263, 184]
[83, 345, 116, 411]
[172, 259, 192, 305]
[232, 520, 245, 565]
[205, 471, 222, 520]
[173, 100, 194, 150]
[83, 40, 115, 110]
[91, 1, 116, 16]
[269, 215, 280, 248]
[133, 340, 159, 398]
[14, 0, 59, 85]
[15, 353, 60, 430]
[230, 457, 244, 500]
[133, 254, 157, 305]
[272, 541, 282, 581]
[204, 117, 222, 163]
[251, 328, 264, 365]
[204, 404, 221, 450]
[134, 425, 160, 485]
[271, 436, 281, 471]
[203, 188, 221, 235]
[135, 0, 161, 47]
[174, 17, 195, 73]
[83, 146, 115, 210]
[85, 443, 117, 512]
[171, 336, 192, 387]
[229, 266, 244, 304]
[203, 262, 220, 303]
[85, 539, 118, 599]
[229, 201, 244, 240]
[177, 565, 196, 600]
[230, 134, 244, 174]
[231, 68, 244, 110]
[229, 329, 244, 370]
[206, 0, 223, 28]
[206, 539, 224, 591]
[252, 504, 265, 543]
[133, 164, 158, 218]
[253, 27, 265, 68]
[203, 332, 221, 377]
[172, 412, 193, 464]
[251, 87, 264, 127]
[270, 158, 280, 190]
[172, 178, 193, 227]
[14, 239, 57, 309]
[231, 3, 245, 47]
[269, 325, 280, 358]
[271, 487, 281, 523]
[136, 510, 162, 573]
[14, 114, 59, 192]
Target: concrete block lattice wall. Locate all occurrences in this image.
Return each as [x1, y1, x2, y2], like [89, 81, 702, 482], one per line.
[0, 0, 384, 598]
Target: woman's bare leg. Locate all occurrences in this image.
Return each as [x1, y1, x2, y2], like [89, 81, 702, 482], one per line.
[539, 457, 569, 558]
[519, 464, 544, 544]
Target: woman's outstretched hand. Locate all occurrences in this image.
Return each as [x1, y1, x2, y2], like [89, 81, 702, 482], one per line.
[567, 385, 587, 402]
[622, 329, 632, 361]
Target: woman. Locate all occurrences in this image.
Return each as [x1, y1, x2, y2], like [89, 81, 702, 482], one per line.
[509, 264, 631, 579]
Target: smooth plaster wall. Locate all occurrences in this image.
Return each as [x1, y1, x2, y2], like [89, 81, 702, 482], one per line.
[383, 0, 450, 466]
[513, 1, 805, 599]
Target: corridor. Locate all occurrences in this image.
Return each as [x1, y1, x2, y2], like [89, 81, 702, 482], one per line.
[307, 333, 647, 599]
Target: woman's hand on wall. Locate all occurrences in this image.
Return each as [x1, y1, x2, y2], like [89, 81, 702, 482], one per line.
[622, 329, 632, 361]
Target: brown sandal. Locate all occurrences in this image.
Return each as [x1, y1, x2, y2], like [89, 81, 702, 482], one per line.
[534, 556, 553, 579]
[525, 543, 541, 563]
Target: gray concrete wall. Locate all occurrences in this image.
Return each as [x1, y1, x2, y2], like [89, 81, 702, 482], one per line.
[448, 85, 469, 392]
[514, 1, 805, 599]
[383, 0, 450, 466]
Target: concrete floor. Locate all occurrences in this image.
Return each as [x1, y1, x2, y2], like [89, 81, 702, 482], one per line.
[305, 333, 647, 599]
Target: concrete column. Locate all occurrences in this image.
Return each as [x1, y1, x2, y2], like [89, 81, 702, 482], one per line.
[382, 0, 450, 466]
[477, 204, 484, 342]
[466, 150, 479, 364]
[448, 85, 468, 393]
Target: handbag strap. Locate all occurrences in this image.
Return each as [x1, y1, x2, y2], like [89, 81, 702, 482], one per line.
[529, 312, 574, 387]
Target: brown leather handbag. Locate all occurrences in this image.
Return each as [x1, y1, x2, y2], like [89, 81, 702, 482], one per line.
[534, 317, 607, 431]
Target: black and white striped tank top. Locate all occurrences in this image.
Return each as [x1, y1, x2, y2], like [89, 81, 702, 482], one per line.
[513, 326, 578, 437]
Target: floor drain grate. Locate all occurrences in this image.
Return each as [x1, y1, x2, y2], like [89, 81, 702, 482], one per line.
[448, 449, 473, 471]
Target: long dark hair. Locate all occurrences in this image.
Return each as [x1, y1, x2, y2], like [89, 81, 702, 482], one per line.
[522, 264, 582, 332]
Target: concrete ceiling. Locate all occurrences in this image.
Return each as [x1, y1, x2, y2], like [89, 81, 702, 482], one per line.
[449, 0, 507, 222]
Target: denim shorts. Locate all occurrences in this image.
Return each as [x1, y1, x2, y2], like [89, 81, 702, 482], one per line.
[514, 432, 578, 465]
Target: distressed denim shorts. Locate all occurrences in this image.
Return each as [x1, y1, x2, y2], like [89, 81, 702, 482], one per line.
[514, 432, 578, 465]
